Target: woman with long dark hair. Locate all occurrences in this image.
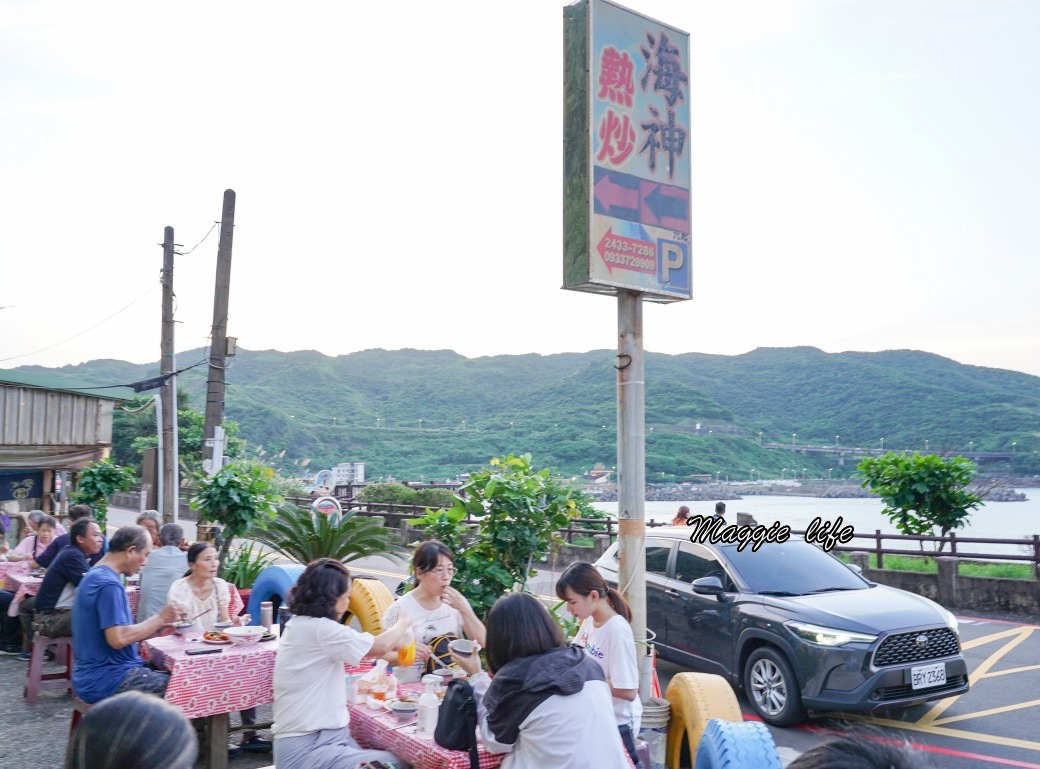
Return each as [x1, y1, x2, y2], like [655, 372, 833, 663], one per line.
[556, 561, 642, 765]
[450, 592, 629, 769]
[273, 558, 413, 769]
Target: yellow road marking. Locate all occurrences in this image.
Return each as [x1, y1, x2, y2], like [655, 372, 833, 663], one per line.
[977, 664, 1040, 678]
[849, 713, 1040, 753]
[918, 625, 1034, 725]
[929, 698, 1040, 726]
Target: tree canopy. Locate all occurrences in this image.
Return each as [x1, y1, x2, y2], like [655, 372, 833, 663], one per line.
[857, 452, 982, 547]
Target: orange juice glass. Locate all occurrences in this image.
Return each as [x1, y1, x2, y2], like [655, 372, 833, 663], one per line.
[397, 638, 416, 667]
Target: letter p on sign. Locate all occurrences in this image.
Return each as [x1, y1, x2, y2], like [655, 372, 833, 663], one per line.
[657, 239, 689, 292]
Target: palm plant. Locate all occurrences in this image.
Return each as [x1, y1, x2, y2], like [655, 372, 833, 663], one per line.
[250, 503, 399, 565]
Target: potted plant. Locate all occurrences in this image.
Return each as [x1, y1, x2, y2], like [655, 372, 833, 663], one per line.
[219, 542, 278, 610]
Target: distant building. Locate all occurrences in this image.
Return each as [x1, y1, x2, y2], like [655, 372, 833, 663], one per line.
[333, 462, 365, 486]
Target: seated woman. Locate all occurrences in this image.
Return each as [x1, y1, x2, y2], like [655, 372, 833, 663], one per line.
[65, 690, 197, 769]
[273, 558, 413, 769]
[450, 592, 631, 769]
[167, 543, 261, 755]
[381, 540, 486, 682]
[6, 513, 59, 562]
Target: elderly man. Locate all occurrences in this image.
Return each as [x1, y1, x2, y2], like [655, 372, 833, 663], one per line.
[72, 524, 180, 703]
[17, 517, 105, 660]
[33, 504, 105, 569]
[137, 523, 188, 620]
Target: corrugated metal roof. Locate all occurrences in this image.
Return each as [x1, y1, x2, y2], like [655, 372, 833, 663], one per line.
[0, 369, 136, 401]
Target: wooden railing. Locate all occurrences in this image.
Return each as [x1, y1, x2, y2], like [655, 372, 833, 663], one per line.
[287, 498, 1040, 569]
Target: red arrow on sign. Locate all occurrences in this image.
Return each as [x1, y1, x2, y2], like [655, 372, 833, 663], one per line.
[597, 227, 657, 275]
[594, 173, 640, 212]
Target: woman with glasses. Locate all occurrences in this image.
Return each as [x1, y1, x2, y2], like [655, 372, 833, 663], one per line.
[381, 540, 486, 682]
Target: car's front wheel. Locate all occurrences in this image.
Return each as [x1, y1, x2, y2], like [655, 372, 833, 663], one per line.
[744, 646, 806, 727]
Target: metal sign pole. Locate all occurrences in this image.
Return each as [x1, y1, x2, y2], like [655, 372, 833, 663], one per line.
[616, 290, 646, 650]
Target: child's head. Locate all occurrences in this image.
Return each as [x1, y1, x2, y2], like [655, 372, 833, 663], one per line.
[555, 561, 631, 622]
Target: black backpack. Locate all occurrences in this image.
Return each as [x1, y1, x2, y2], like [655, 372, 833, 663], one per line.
[434, 678, 479, 769]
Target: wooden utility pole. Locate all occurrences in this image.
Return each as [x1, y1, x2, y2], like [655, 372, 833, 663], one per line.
[160, 226, 179, 522]
[202, 190, 236, 473]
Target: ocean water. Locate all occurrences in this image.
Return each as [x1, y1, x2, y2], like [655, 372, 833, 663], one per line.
[592, 491, 1039, 557]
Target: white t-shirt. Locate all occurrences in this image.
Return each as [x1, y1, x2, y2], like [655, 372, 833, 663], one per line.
[381, 591, 463, 683]
[471, 672, 630, 769]
[273, 614, 374, 739]
[574, 614, 643, 730]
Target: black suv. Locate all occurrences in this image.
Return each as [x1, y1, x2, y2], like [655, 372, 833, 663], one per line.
[594, 529, 969, 726]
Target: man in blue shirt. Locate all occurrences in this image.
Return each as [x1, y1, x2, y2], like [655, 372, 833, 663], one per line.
[32, 504, 107, 569]
[17, 517, 104, 658]
[72, 524, 180, 703]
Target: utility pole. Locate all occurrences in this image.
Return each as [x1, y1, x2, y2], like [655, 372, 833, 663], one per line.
[203, 190, 236, 474]
[160, 226, 179, 522]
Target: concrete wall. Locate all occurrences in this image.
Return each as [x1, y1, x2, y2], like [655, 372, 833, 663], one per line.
[849, 552, 1040, 615]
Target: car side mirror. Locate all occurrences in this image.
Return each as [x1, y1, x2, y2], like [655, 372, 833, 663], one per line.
[692, 576, 725, 597]
[846, 563, 863, 576]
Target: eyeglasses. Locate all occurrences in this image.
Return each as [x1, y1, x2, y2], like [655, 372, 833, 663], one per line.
[425, 566, 456, 576]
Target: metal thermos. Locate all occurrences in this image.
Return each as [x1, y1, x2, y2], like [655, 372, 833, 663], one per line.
[260, 601, 274, 630]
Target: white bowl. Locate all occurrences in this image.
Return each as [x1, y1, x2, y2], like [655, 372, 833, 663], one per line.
[172, 622, 194, 637]
[389, 700, 418, 722]
[448, 639, 477, 657]
[224, 626, 265, 645]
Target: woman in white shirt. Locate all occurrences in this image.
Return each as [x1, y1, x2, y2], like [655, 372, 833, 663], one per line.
[556, 561, 643, 766]
[273, 558, 412, 769]
[381, 540, 486, 682]
[450, 592, 630, 769]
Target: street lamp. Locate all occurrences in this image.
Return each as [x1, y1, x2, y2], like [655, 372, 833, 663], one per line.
[781, 468, 787, 479]
[969, 440, 974, 454]
[827, 468, 833, 480]
[835, 435, 839, 446]
[1012, 441, 1017, 453]
[802, 468, 807, 480]
[332, 417, 337, 426]
[925, 439, 929, 452]
[792, 433, 797, 447]
[879, 437, 885, 452]
[758, 431, 763, 444]
[749, 469, 755, 481]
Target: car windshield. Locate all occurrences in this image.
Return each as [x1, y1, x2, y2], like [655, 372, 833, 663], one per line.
[721, 539, 868, 596]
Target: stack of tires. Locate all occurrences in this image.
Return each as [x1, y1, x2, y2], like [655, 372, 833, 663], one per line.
[664, 672, 781, 769]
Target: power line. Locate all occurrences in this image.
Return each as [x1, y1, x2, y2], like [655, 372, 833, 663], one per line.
[0, 283, 159, 363]
[174, 221, 219, 256]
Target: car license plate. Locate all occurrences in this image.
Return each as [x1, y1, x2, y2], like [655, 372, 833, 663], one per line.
[911, 662, 946, 690]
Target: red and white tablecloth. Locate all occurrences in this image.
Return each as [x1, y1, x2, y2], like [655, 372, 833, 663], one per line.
[348, 683, 505, 769]
[0, 560, 31, 582]
[4, 572, 139, 618]
[143, 634, 281, 719]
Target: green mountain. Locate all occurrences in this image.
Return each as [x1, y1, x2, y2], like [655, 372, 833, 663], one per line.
[13, 346, 1039, 480]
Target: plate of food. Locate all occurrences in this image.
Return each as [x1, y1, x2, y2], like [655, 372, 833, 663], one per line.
[202, 630, 231, 644]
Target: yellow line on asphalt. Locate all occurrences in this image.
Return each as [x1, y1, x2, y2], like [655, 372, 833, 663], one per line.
[976, 664, 1040, 678]
[929, 698, 1040, 727]
[849, 714, 1040, 753]
[917, 626, 1034, 725]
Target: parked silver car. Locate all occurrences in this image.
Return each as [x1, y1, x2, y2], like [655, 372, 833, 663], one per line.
[595, 529, 969, 725]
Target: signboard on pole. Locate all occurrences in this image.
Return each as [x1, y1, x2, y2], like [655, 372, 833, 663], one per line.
[563, 0, 691, 301]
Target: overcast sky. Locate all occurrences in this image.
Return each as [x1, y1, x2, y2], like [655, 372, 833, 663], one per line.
[2, 0, 1037, 378]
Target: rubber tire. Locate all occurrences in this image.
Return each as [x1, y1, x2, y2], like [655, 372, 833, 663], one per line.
[665, 672, 743, 769]
[694, 718, 782, 769]
[344, 578, 395, 633]
[246, 564, 305, 623]
[743, 646, 806, 727]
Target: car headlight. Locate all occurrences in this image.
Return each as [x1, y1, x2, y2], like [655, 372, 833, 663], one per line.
[786, 621, 878, 647]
